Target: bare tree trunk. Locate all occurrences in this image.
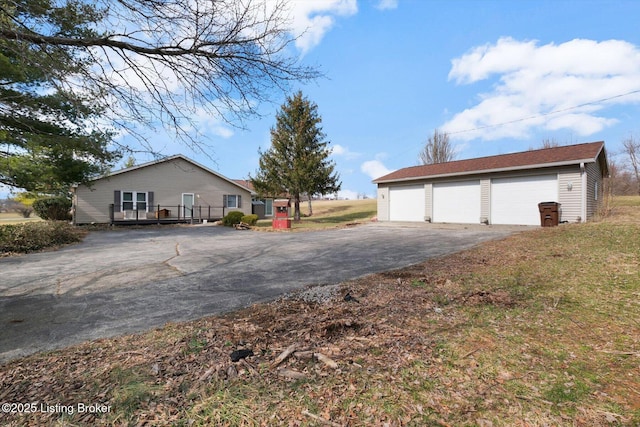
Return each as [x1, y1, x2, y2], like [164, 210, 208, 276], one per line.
[294, 196, 301, 222]
[622, 136, 640, 195]
[307, 196, 313, 217]
[419, 129, 456, 165]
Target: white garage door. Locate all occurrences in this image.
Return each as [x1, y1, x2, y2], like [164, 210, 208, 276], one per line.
[432, 181, 481, 224]
[491, 175, 558, 225]
[389, 185, 425, 221]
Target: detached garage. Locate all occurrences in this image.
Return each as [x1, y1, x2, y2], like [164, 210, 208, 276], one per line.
[491, 175, 558, 225]
[389, 185, 425, 221]
[432, 181, 481, 223]
[375, 141, 608, 225]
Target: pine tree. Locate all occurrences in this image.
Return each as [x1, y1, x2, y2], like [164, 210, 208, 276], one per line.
[251, 91, 341, 221]
[0, 0, 119, 194]
[1, 0, 318, 150]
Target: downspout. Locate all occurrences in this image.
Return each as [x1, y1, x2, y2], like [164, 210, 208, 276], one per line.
[580, 162, 587, 222]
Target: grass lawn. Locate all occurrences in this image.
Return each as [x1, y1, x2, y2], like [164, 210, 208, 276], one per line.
[0, 212, 42, 225]
[255, 198, 377, 230]
[1, 197, 639, 426]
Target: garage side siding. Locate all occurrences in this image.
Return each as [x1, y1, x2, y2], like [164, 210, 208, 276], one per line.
[586, 161, 602, 219]
[377, 186, 390, 221]
[558, 167, 582, 223]
[480, 179, 490, 223]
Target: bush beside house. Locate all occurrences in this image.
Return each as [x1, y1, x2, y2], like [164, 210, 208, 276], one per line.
[32, 197, 72, 221]
[0, 222, 84, 255]
[241, 214, 259, 225]
[222, 211, 244, 226]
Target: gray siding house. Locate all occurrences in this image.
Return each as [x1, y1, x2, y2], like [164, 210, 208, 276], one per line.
[374, 141, 608, 226]
[73, 155, 253, 224]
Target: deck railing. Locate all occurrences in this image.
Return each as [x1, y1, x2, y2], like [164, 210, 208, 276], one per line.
[109, 204, 228, 224]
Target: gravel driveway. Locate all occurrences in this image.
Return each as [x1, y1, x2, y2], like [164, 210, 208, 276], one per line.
[0, 222, 523, 362]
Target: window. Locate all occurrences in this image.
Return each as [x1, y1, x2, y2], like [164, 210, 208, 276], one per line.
[122, 192, 134, 210]
[224, 194, 241, 209]
[137, 192, 147, 211]
[264, 199, 273, 216]
[122, 191, 147, 211]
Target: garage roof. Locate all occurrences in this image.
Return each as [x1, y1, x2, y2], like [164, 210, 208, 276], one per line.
[374, 141, 607, 183]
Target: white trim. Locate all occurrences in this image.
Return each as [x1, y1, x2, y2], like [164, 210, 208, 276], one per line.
[226, 194, 239, 209]
[121, 190, 148, 212]
[374, 159, 600, 184]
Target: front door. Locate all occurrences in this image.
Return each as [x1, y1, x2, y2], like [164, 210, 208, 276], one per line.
[182, 193, 194, 218]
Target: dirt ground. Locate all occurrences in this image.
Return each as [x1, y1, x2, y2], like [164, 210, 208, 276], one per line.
[0, 209, 638, 426]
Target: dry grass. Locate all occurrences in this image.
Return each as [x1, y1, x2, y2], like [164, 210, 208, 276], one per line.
[0, 212, 42, 225]
[1, 197, 639, 426]
[255, 199, 377, 230]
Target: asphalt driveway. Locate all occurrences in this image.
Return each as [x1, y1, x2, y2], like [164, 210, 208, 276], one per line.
[0, 222, 522, 363]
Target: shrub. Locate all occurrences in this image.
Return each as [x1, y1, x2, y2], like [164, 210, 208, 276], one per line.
[13, 204, 33, 218]
[32, 197, 72, 221]
[241, 214, 259, 226]
[0, 222, 85, 255]
[222, 211, 244, 226]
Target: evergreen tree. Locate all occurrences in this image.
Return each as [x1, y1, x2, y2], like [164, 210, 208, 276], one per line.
[0, 0, 119, 194]
[1, 0, 319, 149]
[252, 91, 341, 221]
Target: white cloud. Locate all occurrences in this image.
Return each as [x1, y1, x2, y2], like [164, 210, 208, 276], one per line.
[338, 189, 359, 199]
[443, 38, 640, 141]
[331, 144, 361, 159]
[283, 0, 358, 54]
[374, 0, 399, 10]
[361, 159, 392, 180]
[331, 144, 347, 155]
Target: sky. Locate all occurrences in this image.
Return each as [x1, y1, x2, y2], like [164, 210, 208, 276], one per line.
[6, 0, 640, 200]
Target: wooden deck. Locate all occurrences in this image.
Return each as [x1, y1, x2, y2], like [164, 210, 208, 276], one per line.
[108, 204, 225, 225]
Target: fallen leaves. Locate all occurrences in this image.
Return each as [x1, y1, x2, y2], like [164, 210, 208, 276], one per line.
[1, 217, 640, 426]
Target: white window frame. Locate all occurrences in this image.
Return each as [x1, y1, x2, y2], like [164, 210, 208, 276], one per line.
[226, 194, 239, 209]
[122, 191, 148, 212]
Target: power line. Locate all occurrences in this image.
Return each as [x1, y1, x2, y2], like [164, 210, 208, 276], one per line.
[447, 88, 640, 136]
[376, 88, 640, 167]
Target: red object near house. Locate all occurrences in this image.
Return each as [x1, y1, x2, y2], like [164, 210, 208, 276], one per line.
[272, 199, 291, 229]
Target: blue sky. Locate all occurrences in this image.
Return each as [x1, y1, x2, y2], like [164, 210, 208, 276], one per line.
[200, 0, 639, 199]
[7, 0, 639, 200]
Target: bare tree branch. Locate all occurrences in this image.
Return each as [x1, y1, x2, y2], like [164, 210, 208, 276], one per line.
[622, 135, 640, 195]
[0, 0, 320, 149]
[419, 129, 456, 165]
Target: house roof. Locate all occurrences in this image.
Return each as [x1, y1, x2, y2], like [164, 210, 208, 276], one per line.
[85, 154, 255, 194]
[233, 179, 255, 191]
[374, 141, 608, 183]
